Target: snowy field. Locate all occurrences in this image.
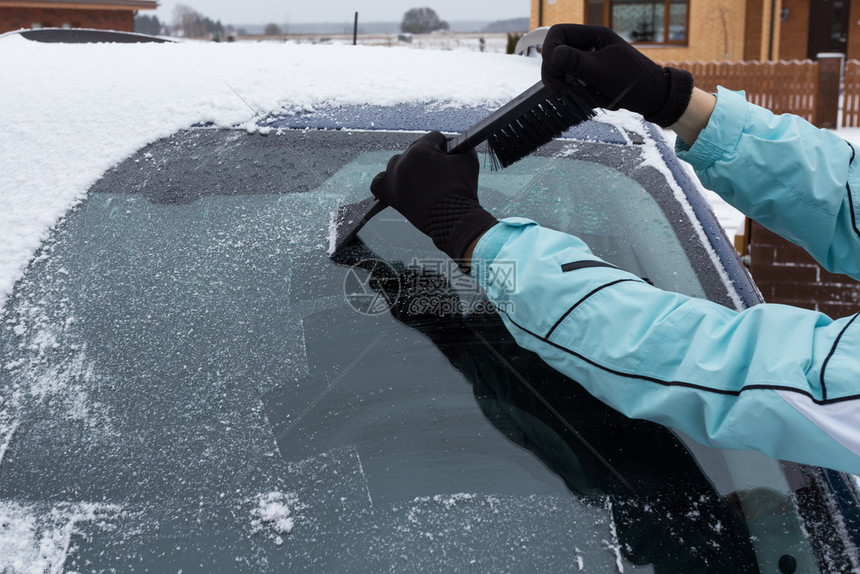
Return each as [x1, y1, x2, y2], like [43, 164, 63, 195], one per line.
[287, 31, 512, 53]
[1, 32, 859, 571]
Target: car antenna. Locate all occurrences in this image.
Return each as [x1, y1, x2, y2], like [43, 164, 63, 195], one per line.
[222, 79, 264, 119]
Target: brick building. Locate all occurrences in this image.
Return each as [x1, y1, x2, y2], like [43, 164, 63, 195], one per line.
[531, 0, 860, 62]
[0, 0, 156, 34]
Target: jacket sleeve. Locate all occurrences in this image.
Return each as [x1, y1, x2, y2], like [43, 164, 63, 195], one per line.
[471, 218, 860, 475]
[676, 86, 860, 279]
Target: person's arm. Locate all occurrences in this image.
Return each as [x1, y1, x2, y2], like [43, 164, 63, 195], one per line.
[368, 24, 860, 474]
[368, 126, 860, 476]
[676, 86, 860, 279]
[669, 87, 716, 147]
[470, 219, 860, 475]
[462, 87, 714, 266]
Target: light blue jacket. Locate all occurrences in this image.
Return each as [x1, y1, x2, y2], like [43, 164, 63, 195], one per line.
[471, 87, 860, 475]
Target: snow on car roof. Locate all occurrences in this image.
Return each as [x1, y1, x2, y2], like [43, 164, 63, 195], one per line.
[0, 34, 541, 311]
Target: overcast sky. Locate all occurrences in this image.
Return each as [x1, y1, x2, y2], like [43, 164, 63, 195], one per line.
[154, 1, 528, 25]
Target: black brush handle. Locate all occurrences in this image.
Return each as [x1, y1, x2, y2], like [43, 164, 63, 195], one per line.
[445, 81, 550, 154]
[363, 85, 550, 223]
[331, 80, 567, 256]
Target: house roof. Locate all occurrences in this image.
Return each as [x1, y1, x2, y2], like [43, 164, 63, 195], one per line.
[0, 0, 156, 9]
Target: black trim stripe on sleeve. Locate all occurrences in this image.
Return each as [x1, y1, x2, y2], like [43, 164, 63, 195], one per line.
[848, 181, 860, 242]
[500, 309, 860, 406]
[820, 313, 860, 401]
[545, 279, 640, 339]
[561, 260, 621, 273]
[846, 142, 860, 241]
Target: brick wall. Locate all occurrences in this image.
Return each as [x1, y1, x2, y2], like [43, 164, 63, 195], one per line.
[640, 0, 748, 61]
[748, 221, 860, 318]
[0, 7, 134, 34]
[529, 0, 860, 63]
[531, 0, 585, 29]
[531, 0, 749, 61]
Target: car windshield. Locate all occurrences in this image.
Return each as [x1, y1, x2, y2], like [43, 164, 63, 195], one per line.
[0, 128, 848, 572]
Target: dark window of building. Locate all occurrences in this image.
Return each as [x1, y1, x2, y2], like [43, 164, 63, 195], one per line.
[588, 0, 605, 26]
[588, 0, 688, 44]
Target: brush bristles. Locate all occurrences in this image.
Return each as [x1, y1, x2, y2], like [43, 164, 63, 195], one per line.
[487, 90, 597, 169]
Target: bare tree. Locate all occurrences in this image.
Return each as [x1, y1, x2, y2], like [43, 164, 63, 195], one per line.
[172, 4, 224, 39]
[401, 7, 449, 34]
[264, 23, 283, 36]
[173, 4, 202, 38]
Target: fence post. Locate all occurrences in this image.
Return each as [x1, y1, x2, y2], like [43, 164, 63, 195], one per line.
[815, 53, 844, 128]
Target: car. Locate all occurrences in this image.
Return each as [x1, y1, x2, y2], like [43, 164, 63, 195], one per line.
[1, 29, 858, 573]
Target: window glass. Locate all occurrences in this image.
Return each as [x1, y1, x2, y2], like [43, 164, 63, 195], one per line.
[477, 153, 706, 297]
[669, 0, 688, 41]
[595, 0, 688, 44]
[0, 128, 834, 571]
[612, 0, 665, 43]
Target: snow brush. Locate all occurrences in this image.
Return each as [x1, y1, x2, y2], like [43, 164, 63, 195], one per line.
[328, 79, 597, 256]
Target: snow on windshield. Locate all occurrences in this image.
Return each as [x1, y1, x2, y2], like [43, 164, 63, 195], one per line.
[0, 35, 540, 312]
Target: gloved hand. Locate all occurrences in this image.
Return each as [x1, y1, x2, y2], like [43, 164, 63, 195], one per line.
[370, 131, 498, 265]
[541, 24, 693, 127]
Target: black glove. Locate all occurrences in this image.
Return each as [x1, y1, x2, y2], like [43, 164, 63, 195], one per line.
[370, 132, 498, 265]
[541, 24, 693, 127]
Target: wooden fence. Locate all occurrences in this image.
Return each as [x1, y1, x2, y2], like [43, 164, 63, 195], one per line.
[663, 60, 820, 124]
[843, 60, 860, 127]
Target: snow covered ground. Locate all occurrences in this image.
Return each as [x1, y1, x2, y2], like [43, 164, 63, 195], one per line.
[291, 31, 512, 53]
